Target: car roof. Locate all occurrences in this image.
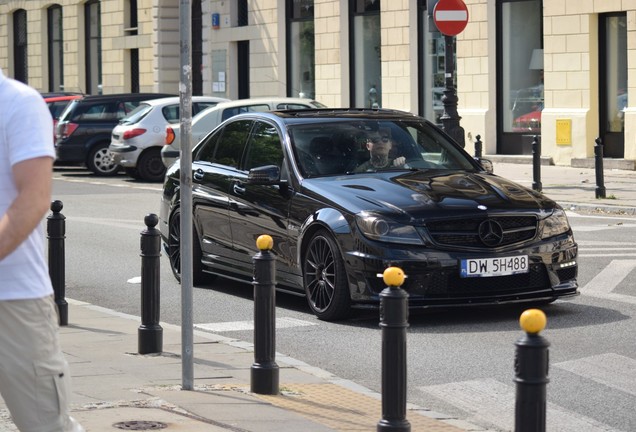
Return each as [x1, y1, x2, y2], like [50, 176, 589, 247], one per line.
[241, 108, 420, 124]
[44, 95, 83, 103]
[139, 96, 231, 107]
[40, 91, 84, 98]
[74, 93, 176, 102]
[189, 97, 325, 123]
[203, 97, 322, 110]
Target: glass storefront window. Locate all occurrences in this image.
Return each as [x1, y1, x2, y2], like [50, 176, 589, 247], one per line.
[602, 14, 627, 134]
[351, 0, 381, 108]
[48, 5, 63, 92]
[288, 0, 315, 99]
[501, 0, 542, 134]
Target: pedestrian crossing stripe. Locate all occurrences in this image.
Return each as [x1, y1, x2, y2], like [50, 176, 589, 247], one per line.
[555, 353, 636, 397]
[194, 317, 317, 333]
[419, 377, 616, 432]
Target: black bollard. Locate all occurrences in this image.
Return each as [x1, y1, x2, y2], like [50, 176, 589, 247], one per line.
[377, 267, 411, 432]
[138, 213, 163, 354]
[514, 309, 549, 432]
[532, 135, 542, 192]
[594, 137, 606, 199]
[474, 134, 483, 159]
[47, 200, 68, 326]
[251, 235, 279, 395]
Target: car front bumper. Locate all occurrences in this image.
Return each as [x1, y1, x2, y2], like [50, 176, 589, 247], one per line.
[342, 233, 578, 308]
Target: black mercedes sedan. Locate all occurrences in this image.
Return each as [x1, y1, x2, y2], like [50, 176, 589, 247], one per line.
[159, 109, 578, 321]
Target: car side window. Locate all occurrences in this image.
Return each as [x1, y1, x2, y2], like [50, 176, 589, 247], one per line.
[243, 121, 283, 171]
[196, 119, 253, 168]
[276, 103, 310, 110]
[221, 104, 271, 121]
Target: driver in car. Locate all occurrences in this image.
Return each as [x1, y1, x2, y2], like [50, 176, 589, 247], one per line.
[355, 128, 406, 172]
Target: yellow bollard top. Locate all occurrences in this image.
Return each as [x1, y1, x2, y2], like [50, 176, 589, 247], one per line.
[383, 266, 405, 287]
[519, 308, 547, 334]
[256, 234, 274, 251]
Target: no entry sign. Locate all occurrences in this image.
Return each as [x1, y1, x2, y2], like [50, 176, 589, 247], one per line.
[433, 0, 469, 36]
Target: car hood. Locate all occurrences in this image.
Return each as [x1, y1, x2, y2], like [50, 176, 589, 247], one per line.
[303, 170, 557, 221]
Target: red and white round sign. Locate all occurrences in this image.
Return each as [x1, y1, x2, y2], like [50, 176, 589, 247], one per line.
[433, 0, 469, 37]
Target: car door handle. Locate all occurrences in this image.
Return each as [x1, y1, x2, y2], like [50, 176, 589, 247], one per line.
[233, 183, 246, 195]
[193, 170, 204, 181]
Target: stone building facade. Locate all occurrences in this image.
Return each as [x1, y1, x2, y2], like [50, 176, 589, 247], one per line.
[0, 0, 634, 168]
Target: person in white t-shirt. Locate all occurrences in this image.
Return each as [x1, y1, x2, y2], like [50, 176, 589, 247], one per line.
[0, 68, 84, 432]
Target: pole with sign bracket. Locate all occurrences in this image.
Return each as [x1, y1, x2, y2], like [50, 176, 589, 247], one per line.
[433, 0, 469, 148]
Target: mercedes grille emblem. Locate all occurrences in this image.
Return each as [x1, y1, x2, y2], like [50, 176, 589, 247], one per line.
[478, 220, 504, 246]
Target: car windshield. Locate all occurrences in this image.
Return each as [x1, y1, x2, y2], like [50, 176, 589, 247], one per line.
[119, 103, 152, 125]
[289, 119, 478, 177]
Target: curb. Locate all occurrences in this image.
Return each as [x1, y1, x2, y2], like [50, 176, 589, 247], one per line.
[66, 299, 491, 431]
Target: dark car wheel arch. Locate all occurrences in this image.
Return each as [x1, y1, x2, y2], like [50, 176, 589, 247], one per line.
[167, 207, 211, 286]
[302, 229, 352, 321]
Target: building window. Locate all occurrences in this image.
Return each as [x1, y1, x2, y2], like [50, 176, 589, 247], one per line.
[85, 0, 102, 95]
[192, 0, 203, 95]
[130, 48, 139, 93]
[125, 0, 138, 35]
[497, 0, 543, 154]
[238, 0, 248, 26]
[287, 0, 315, 99]
[13, 9, 28, 83]
[48, 5, 64, 92]
[599, 13, 627, 158]
[350, 0, 381, 108]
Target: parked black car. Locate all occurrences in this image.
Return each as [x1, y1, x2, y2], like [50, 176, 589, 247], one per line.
[55, 93, 174, 175]
[159, 108, 578, 321]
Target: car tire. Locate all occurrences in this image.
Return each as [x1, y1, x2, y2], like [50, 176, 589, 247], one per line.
[125, 167, 142, 179]
[303, 230, 351, 321]
[168, 208, 211, 286]
[87, 143, 120, 176]
[137, 148, 167, 182]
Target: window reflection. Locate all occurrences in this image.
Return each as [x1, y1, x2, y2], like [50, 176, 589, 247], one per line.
[288, 0, 315, 99]
[351, 0, 381, 108]
[502, 0, 543, 134]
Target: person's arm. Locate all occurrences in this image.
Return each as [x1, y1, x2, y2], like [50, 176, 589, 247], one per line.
[0, 156, 53, 261]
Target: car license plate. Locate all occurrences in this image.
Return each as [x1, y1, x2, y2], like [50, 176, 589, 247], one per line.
[460, 256, 529, 278]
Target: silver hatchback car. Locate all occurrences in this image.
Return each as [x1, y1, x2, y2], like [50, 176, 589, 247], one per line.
[109, 96, 229, 181]
[161, 97, 326, 168]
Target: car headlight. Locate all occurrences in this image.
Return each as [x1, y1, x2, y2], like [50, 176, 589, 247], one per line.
[540, 208, 571, 239]
[355, 212, 424, 245]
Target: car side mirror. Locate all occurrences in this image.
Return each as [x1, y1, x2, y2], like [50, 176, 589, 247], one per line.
[475, 158, 494, 174]
[247, 165, 281, 185]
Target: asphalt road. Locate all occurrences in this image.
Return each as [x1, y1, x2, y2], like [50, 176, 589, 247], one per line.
[52, 167, 636, 432]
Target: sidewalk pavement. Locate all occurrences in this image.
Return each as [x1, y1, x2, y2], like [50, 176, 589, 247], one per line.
[2, 160, 636, 432]
[0, 299, 477, 432]
[490, 159, 636, 216]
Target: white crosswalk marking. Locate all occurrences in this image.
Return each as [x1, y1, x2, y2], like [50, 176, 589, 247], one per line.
[579, 259, 636, 305]
[194, 317, 317, 332]
[419, 378, 618, 431]
[582, 260, 636, 295]
[555, 353, 636, 397]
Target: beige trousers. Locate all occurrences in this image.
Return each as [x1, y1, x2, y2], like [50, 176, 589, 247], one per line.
[0, 296, 75, 432]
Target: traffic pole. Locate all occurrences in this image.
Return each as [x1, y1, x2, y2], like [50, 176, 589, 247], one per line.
[514, 309, 549, 432]
[532, 135, 542, 192]
[250, 235, 279, 395]
[47, 200, 68, 326]
[377, 267, 411, 432]
[594, 137, 606, 199]
[138, 214, 163, 354]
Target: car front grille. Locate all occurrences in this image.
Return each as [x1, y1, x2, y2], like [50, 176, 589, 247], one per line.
[425, 216, 537, 248]
[424, 262, 548, 297]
